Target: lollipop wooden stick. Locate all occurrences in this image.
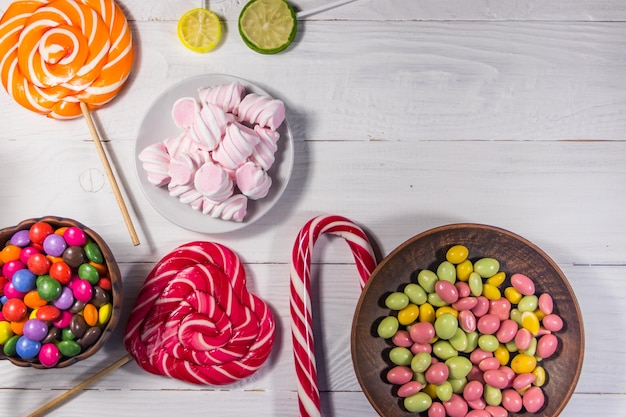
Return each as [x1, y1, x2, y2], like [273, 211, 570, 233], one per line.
[296, 0, 359, 19]
[81, 103, 140, 246]
[27, 354, 133, 417]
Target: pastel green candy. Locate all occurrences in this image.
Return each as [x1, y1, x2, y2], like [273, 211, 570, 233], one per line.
[78, 263, 100, 284]
[404, 392, 432, 413]
[417, 270, 438, 293]
[434, 313, 458, 340]
[484, 384, 502, 406]
[377, 316, 399, 339]
[505, 340, 519, 352]
[389, 347, 413, 366]
[474, 257, 499, 278]
[404, 283, 427, 305]
[510, 308, 523, 326]
[523, 337, 538, 356]
[84, 241, 104, 264]
[445, 356, 473, 379]
[518, 295, 539, 312]
[469, 272, 483, 296]
[432, 340, 458, 360]
[449, 328, 468, 352]
[428, 292, 447, 307]
[478, 334, 499, 352]
[449, 377, 468, 394]
[57, 340, 81, 357]
[464, 331, 479, 353]
[413, 371, 427, 385]
[385, 292, 409, 310]
[410, 351, 432, 373]
[436, 261, 456, 283]
[436, 381, 453, 402]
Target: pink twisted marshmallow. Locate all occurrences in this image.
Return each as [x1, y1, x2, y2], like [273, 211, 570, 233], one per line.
[124, 241, 275, 385]
[290, 215, 377, 417]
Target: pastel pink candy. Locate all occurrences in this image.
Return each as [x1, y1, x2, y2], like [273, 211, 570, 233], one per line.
[250, 125, 280, 171]
[235, 161, 271, 200]
[194, 161, 234, 203]
[198, 82, 246, 114]
[202, 194, 248, 222]
[213, 122, 260, 170]
[171, 97, 200, 129]
[168, 182, 203, 210]
[164, 132, 197, 159]
[237, 93, 285, 131]
[168, 152, 203, 186]
[139, 142, 171, 186]
[188, 102, 234, 151]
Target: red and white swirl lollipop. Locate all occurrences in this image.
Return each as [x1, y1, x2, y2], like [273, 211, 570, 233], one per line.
[290, 215, 377, 417]
[124, 241, 275, 385]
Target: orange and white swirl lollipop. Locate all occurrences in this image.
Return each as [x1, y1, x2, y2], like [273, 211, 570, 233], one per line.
[0, 0, 133, 119]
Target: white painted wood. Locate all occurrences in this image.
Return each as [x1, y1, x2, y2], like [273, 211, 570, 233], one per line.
[0, 0, 624, 416]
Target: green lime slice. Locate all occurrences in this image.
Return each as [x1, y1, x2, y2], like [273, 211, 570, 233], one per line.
[238, 0, 297, 54]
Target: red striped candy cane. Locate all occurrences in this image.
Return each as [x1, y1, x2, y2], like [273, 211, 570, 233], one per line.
[290, 215, 377, 417]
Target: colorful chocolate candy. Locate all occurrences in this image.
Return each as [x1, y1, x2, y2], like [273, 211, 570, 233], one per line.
[0, 221, 113, 367]
[377, 245, 564, 416]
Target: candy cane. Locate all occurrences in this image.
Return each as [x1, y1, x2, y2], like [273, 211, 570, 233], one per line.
[290, 215, 377, 417]
[124, 241, 275, 385]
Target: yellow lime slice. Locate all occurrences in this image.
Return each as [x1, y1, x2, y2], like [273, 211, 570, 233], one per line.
[177, 8, 222, 53]
[239, 0, 297, 54]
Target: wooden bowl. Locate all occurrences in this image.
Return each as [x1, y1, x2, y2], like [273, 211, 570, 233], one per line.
[351, 223, 584, 417]
[0, 216, 122, 368]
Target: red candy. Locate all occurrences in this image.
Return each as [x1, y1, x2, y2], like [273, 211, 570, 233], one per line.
[49, 261, 72, 284]
[2, 298, 27, 322]
[29, 221, 54, 245]
[27, 253, 50, 275]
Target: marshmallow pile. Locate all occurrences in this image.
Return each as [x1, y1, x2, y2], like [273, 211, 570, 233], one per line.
[139, 82, 285, 222]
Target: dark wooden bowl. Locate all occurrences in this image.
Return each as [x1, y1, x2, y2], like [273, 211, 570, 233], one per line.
[0, 216, 122, 368]
[351, 223, 584, 417]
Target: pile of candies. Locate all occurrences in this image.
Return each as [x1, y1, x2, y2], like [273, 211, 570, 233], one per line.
[0, 221, 114, 367]
[376, 245, 564, 417]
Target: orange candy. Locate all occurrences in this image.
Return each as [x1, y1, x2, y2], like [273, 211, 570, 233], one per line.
[0, 245, 21, 263]
[83, 304, 98, 327]
[0, 0, 134, 119]
[24, 290, 48, 309]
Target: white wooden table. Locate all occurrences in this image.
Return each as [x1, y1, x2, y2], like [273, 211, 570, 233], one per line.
[1, 0, 625, 416]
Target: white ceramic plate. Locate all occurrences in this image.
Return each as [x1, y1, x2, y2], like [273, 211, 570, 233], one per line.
[135, 74, 294, 233]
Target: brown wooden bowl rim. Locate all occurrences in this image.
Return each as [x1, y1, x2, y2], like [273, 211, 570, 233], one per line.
[351, 222, 585, 417]
[0, 216, 123, 369]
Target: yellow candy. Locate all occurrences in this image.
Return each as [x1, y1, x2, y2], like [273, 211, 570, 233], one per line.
[423, 383, 438, 399]
[398, 303, 420, 325]
[446, 245, 469, 264]
[0, 321, 14, 345]
[436, 306, 459, 318]
[419, 303, 435, 323]
[29, 309, 38, 320]
[482, 283, 501, 300]
[521, 311, 540, 335]
[534, 309, 546, 321]
[98, 303, 113, 326]
[494, 344, 510, 366]
[486, 272, 506, 287]
[511, 353, 537, 374]
[456, 259, 473, 281]
[504, 287, 523, 304]
[532, 365, 546, 387]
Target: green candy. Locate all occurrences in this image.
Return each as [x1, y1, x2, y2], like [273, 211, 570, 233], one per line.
[464, 331, 479, 353]
[468, 272, 483, 296]
[37, 276, 62, 301]
[62, 328, 76, 341]
[403, 283, 427, 305]
[474, 257, 500, 278]
[57, 340, 81, 357]
[377, 316, 399, 339]
[404, 392, 432, 413]
[434, 313, 458, 340]
[445, 356, 473, 379]
[518, 295, 539, 312]
[432, 340, 458, 360]
[478, 334, 500, 352]
[3, 335, 20, 356]
[83, 242, 104, 264]
[78, 263, 100, 284]
[389, 347, 413, 366]
[410, 352, 432, 373]
[417, 270, 438, 293]
[484, 384, 502, 406]
[436, 381, 453, 402]
[449, 328, 468, 352]
[436, 261, 456, 283]
[449, 377, 468, 394]
[428, 292, 447, 307]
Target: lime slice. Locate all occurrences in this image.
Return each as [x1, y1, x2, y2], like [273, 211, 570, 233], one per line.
[239, 0, 297, 54]
[177, 8, 222, 53]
